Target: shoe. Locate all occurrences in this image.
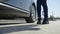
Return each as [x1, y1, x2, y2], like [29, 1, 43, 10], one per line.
[42, 22, 49, 24]
[37, 20, 41, 24]
[37, 21, 41, 24]
[37, 18, 41, 24]
[42, 19, 49, 24]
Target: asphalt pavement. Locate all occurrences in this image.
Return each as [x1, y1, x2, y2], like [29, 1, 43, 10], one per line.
[0, 19, 60, 34]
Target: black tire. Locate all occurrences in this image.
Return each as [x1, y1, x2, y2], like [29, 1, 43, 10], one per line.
[25, 5, 36, 23]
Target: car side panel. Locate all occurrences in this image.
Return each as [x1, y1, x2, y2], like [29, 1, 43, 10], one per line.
[0, 0, 33, 12]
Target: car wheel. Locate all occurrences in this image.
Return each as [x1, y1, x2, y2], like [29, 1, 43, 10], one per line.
[25, 5, 36, 23]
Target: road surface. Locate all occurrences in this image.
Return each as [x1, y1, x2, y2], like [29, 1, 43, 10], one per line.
[0, 19, 60, 34]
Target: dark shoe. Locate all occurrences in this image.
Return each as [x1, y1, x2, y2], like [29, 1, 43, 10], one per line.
[37, 18, 41, 24]
[42, 20, 49, 24]
[37, 22, 41, 24]
[37, 20, 41, 24]
[42, 22, 49, 24]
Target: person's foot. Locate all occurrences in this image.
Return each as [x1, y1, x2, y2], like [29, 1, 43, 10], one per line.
[37, 18, 41, 24]
[37, 22, 41, 24]
[42, 22, 49, 24]
[42, 19, 49, 24]
[37, 20, 41, 24]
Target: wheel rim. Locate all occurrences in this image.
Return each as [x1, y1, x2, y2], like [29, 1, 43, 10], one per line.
[31, 6, 36, 21]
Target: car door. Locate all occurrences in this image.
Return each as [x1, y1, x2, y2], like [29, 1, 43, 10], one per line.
[0, 0, 33, 12]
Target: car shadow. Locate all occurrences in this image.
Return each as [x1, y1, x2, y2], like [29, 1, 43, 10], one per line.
[0, 24, 40, 34]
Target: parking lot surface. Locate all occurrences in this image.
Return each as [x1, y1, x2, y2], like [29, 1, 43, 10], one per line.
[0, 19, 60, 34]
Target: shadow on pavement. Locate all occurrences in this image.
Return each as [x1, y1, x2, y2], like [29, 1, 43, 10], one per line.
[0, 23, 22, 25]
[0, 24, 40, 34]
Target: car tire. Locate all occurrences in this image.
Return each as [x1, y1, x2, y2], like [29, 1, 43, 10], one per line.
[25, 5, 36, 23]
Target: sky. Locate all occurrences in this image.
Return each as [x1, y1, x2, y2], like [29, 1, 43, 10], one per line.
[35, 0, 60, 17]
[47, 0, 60, 17]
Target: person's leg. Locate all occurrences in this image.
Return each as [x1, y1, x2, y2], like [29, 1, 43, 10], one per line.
[42, 0, 49, 24]
[37, 0, 41, 24]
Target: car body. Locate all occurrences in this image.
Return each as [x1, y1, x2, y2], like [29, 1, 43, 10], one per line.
[0, 0, 37, 23]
